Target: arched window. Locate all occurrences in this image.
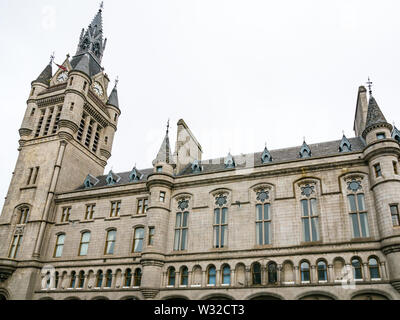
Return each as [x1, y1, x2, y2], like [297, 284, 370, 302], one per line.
[18, 207, 30, 224]
[45, 271, 51, 289]
[346, 178, 369, 238]
[252, 262, 262, 285]
[69, 271, 76, 289]
[267, 262, 278, 284]
[9, 234, 23, 259]
[301, 198, 320, 242]
[79, 232, 91, 256]
[174, 211, 189, 251]
[105, 270, 113, 288]
[300, 261, 310, 282]
[222, 265, 231, 285]
[134, 269, 142, 287]
[256, 193, 271, 245]
[214, 194, 228, 248]
[352, 258, 363, 280]
[104, 230, 116, 255]
[317, 261, 328, 281]
[96, 270, 103, 288]
[368, 258, 380, 279]
[168, 267, 176, 286]
[207, 266, 216, 285]
[124, 269, 132, 287]
[180, 267, 188, 286]
[133, 227, 144, 253]
[54, 234, 65, 258]
[78, 271, 85, 289]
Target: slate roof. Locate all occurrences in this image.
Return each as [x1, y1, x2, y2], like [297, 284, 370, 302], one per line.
[34, 62, 52, 85]
[107, 85, 119, 109]
[70, 53, 103, 77]
[75, 137, 366, 191]
[365, 96, 388, 129]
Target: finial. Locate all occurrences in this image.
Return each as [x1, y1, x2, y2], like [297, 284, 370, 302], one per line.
[66, 53, 70, 59]
[114, 76, 119, 88]
[100, 1, 104, 11]
[367, 77, 373, 96]
[342, 130, 345, 136]
[265, 141, 267, 149]
[303, 136, 306, 143]
[166, 119, 170, 135]
[50, 52, 55, 65]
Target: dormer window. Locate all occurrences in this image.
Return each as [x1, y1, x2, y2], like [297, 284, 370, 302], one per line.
[129, 168, 143, 182]
[299, 142, 311, 158]
[224, 153, 235, 169]
[261, 147, 272, 164]
[106, 171, 121, 186]
[339, 135, 352, 153]
[84, 174, 99, 189]
[191, 160, 202, 173]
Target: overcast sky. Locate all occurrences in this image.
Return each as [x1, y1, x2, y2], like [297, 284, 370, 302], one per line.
[1, 0, 400, 200]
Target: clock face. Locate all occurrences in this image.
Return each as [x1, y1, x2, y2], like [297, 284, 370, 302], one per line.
[93, 82, 104, 97]
[56, 71, 68, 83]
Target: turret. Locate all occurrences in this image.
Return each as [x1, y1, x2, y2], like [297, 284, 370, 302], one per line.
[361, 89, 400, 294]
[140, 122, 175, 299]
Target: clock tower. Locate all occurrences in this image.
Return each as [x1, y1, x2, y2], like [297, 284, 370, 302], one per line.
[0, 5, 120, 297]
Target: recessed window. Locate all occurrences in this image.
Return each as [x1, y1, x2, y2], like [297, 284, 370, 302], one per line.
[83, 81, 87, 91]
[393, 162, 398, 175]
[174, 211, 189, 251]
[301, 198, 320, 242]
[78, 271, 85, 288]
[104, 230, 117, 255]
[168, 267, 176, 286]
[133, 227, 144, 253]
[376, 133, 386, 140]
[110, 201, 121, 217]
[134, 269, 142, 287]
[317, 261, 328, 281]
[374, 163, 382, 177]
[348, 194, 369, 238]
[148, 227, 155, 246]
[79, 232, 91, 256]
[70, 102, 74, 111]
[222, 265, 231, 285]
[300, 261, 310, 282]
[114, 113, 117, 121]
[61, 207, 71, 223]
[54, 234, 65, 258]
[18, 207, 30, 225]
[30, 108, 35, 116]
[137, 198, 148, 215]
[156, 166, 163, 173]
[180, 267, 188, 286]
[207, 266, 216, 285]
[160, 191, 166, 203]
[9, 234, 23, 259]
[124, 269, 132, 287]
[256, 203, 271, 245]
[368, 258, 380, 279]
[267, 262, 278, 284]
[85, 204, 95, 220]
[352, 258, 363, 280]
[390, 204, 400, 227]
[252, 262, 262, 285]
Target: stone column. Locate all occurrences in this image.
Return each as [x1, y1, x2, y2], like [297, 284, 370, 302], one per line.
[202, 271, 207, 286]
[277, 265, 282, 285]
[261, 266, 267, 285]
[215, 269, 220, 287]
[328, 264, 334, 283]
[380, 262, 387, 280]
[293, 266, 299, 284]
[231, 270, 235, 286]
[363, 263, 370, 281]
[245, 268, 251, 286]
[311, 265, 317, 283]
[175, 272, 180, 288]
[188, 271, 192, 286]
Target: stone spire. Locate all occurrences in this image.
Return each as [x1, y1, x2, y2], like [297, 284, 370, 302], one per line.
[33, 56, 53, 85]
[107, 78, 119, 109]
[153, 121, 174, 165]
[70, 4, 107, 76]
[362, 95, 392, 139]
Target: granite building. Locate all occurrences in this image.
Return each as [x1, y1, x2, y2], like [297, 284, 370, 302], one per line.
[1, 5, 400, 301]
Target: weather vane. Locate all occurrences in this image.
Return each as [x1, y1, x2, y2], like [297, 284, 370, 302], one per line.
[50, 52, 55, 64]
[167, 119, 170, 135]
[367, 77, 373, 96]
[115, 76, 119, 87]
[100, 1, 104, 11]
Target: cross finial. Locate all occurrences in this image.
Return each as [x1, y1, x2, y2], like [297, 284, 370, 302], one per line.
[100, 1, 104, 11]
[367, 77, 373, 96]
[166, 119, 170, 135]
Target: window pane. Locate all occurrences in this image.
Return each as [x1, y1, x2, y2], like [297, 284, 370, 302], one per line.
[174, 230, 180, 251]
[310, 199, 317, 216]
[264, 221, 270, 245]
[55, 245, 63, 257]
[108, 230, 116, 241]
[264, 204, 270, 220]
[107, 241, 114, 254]
[350, 214, 360, 238]
[303, 218, 311, 242]
[222, 208, 228, 224]
[58, 234, 65, 245]
[214, 209, 220, 225]
[221, 225, 227, 247]
[135, 239, 143, 253]
[214, 226, 220, 247]
[357, 194, 365, 211]
[175, 213, 182, 228]
[256, 222, 263, 245]
[135, 228, 144, 239]
[301, 200, 309, 217]
[182, 212, 189, 227]
[82, 232, 90, 243]
[223, 267, 231, 284]
[181, 229, 187, 250]
[348, 195, 357, 212]
[360, 213, 369, 237]
[208, 268, 216, 285]
[311, 217, 319, 241]
[256, 204, 262, 220]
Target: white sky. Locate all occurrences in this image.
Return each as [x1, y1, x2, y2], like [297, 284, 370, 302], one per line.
[1, 0, 400, 200]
